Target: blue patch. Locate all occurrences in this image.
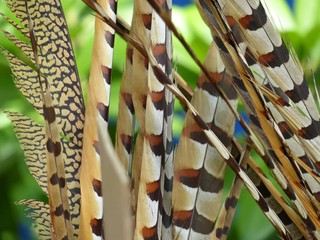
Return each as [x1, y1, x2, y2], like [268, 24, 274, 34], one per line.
[286, 0, 294, 10]
[234, 113, 249, 137]
[173, 0, 193, 7]
[18, 222, 34, 240]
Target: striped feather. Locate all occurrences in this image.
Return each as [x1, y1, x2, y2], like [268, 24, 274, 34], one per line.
[78, 0, 117, 238]
[172, 42, 237, 239]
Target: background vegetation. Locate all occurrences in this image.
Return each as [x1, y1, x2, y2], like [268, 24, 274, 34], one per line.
[0, 0, 319, 239]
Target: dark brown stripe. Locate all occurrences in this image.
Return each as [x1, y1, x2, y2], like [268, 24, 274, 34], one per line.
[257, 180, 271, 199]
[314, 192, 320, 202]
[146, 180, 160, 201]
[97, 102, 109, 122]
[104, 30, 115, 48]
[238, 2, 267, 31]
[143, 56, 149, 69]
[278, 121, 294, 139]
[120, 134, 133, 154]
[167, 98, 174, 116]
[257, 196, 268, 213]
[152, 65, 172, 85]
[101, 65, 112, 85]
[162, 207, 172, 228]
[191, 209, 214, 234]
[299, 155, 313, 172]
[286, 78, 310, 102]
[61, 236, 68, 240]
[305, 216, 316, 232]
[283, 184, 297, 201]
[121, 92, 135, 114]
[109, 0, 117, 13]
[150, 90, 165, 110]
[197, 73, 221, 96]
[92, 179, 102, 197]
[153, 44, 166, 65]
[127, 48, 133, 65]
[211, 124, 230, 146]
[277, 209, 292, 225]
[142, 226, 158, 240]
[173, 210, 192, 229]
[142, 14, 152, 30]
[43, 105, 56, 124]
[222, 78, 238, 101]
[214, 36, 228, 53]
[90, 218, 103, 236]
[142, 94, 147, 110]
[165, 138, 173, 155]
[258, 43, 289, 68]
[183, 123, 207, 144]
[298, 123, 319, 140]
[244, 47, 256, 66]
[200, 168, 224, 193]
[148, 134, 164, 156]
[175, 169, 200, 188]
[164, 175, 173, 192]
[249, 114, 262, 129]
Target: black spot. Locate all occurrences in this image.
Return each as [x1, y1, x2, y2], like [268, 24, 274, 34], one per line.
[59, 177, 66, 188]
[55, 204, 64, 216]
[43, 105, 56, 124]
[225, 196, 238, 210]
[64, 210, 70, 220]
[50, 173, 59, 185]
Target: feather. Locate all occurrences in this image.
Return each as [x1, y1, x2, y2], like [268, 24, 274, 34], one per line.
[5, 112, 48, 195]
[78, 0, 117, 238]
[17, 199, 52, 240]
[172, 42, 237, 239]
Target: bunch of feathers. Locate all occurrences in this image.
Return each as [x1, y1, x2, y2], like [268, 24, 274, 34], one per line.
[1, 0, 320, 239]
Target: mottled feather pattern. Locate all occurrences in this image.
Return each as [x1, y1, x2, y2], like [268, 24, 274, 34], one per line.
[6, 112, 48, 195]
[17, 199, 52, 239]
